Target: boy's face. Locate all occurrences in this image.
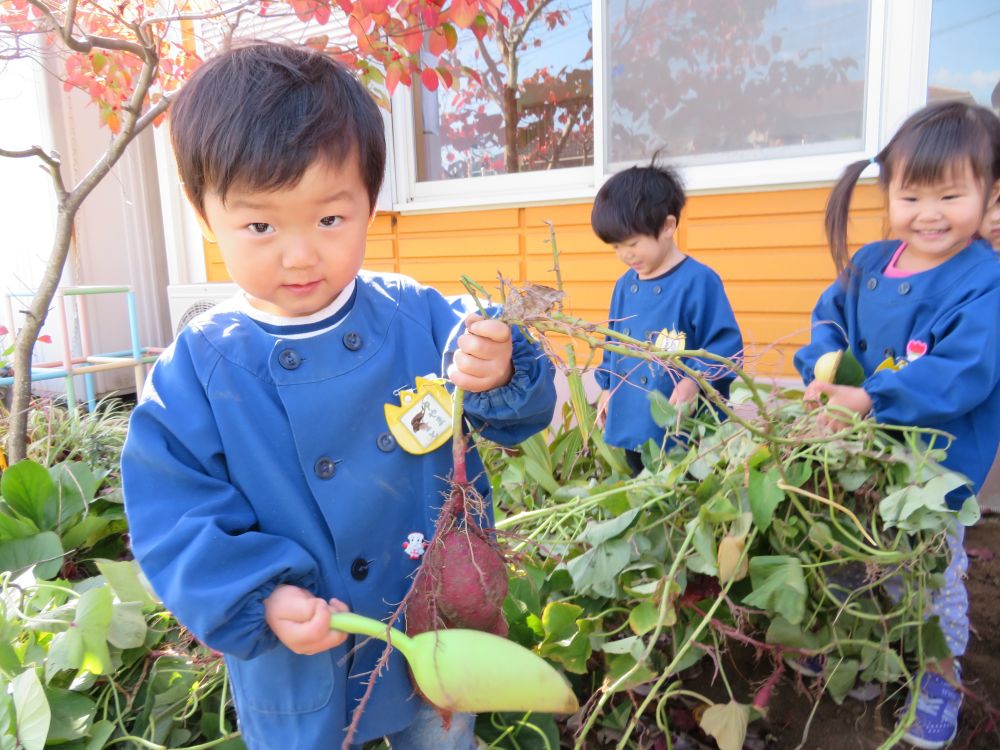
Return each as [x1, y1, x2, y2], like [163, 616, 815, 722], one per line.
[201, 152, 373, 317]
[612, 216, 680, 279]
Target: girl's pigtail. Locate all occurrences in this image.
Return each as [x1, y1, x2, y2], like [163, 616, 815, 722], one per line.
[824, 158, 874, 275]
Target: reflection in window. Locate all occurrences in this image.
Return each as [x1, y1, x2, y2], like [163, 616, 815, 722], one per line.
[928, 0, 1000, 113]
[605, 0, 869, 167]
[413, 0, 593, 182]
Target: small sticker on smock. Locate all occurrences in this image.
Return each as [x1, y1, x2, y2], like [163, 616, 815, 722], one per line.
[403, 532, 428, 559]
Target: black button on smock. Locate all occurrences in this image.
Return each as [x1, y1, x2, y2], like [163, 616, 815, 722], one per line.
[351, 558, 370, 581]
[278, 349, 301, 370]
[314, 457, 336, 479]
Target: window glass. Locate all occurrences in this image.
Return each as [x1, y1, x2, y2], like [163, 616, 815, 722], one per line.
[605, 0, 870, 167]
[927, 0, 1000, 113]
[413, 0, 594, 182]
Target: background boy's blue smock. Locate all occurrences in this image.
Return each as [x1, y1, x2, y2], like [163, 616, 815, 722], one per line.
[121, 271, 556, 748]
[594, 258, 743, 451]
[795, 239, 1000, 503]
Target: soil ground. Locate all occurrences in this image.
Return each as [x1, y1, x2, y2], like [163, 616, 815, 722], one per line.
[696, 514, 1000, 750]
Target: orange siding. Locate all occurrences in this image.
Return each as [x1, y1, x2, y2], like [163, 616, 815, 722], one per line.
[204, 184, 886, 377]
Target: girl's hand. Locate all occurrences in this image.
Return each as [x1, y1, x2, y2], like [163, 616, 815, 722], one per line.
[669, 377, 700, 407]
[596, 390, 611, 427]
[448, 313, 514, 392]
[264, 584, 350, 655]
[804, 381, 873, 431]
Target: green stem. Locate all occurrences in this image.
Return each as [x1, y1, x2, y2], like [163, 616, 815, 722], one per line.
[611, 560, 748, 750]
[329, 612, 414, 659]
[548, 310, 769, 414]
[514, 311, 955, 452]
[876, 580, 926, 750]
[612, 529, 757, 749]
[544, 220, 566, 307]
[577, 522, 702, 743]
[777, 481, 878, 546]
[452, 386, 467, 485]
[104, 733, 243, 750]
[496, 478, 661, 530]
[711, 628, 735, 701]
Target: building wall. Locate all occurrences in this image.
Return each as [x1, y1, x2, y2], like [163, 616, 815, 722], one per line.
[203, 183, 886, 378]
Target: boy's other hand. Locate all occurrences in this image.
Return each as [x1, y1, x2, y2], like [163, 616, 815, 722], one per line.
[803, 381, 873, 431]
[669, 378, 700, 407]
[449, 313, 514, 392]
[264, 584, 350, 655]
[596, 390, 611, 427]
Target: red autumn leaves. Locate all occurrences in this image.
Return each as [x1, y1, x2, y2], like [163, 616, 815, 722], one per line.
[0, 1, 526, 129]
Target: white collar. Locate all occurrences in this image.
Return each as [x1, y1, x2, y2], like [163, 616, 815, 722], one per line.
[237, 278, 357, 329]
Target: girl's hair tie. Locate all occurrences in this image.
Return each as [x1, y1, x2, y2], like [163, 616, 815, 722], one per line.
[868, 155, 878, 166]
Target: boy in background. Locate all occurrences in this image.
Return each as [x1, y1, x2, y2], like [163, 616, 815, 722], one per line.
[592, 163, 742, 475]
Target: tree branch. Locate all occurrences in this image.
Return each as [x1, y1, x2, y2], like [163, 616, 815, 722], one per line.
[140, 0, 259, 30]
[0, 145, 57, 166]
[547, 108, 579, 169]
[66, 42, 159, 211]
[510, 0, 552, 51]
[64, 0, 79, 40]
[473, 33, 505, 103]
[133, 94, 171, 133]
[26, 0, 146, 56]
[0, 146, 67, 201]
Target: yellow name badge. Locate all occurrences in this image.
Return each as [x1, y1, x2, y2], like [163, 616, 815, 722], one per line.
[654, 328, 687, 352]
[384, 377, 454, 455]
[874, 355, 906, 373]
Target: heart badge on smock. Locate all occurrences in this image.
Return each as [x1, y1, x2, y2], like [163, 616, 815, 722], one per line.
[384, 376, 453, 455]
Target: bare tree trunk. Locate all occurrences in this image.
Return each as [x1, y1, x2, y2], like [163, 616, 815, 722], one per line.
[6, 207, 76, 464]
[2, 50, 167, 464]
[547, 110, 580, 169]
[503, 84, 519, 173]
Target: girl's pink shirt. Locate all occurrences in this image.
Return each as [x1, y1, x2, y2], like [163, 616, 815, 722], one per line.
[882, 242, 915, 278]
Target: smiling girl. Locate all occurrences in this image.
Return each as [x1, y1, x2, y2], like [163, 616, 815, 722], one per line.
[796, 100, 1000, 749]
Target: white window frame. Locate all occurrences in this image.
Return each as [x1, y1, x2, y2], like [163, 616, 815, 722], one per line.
[601, 0, 889, 190]
[391, 0, 940, 211]
[389, 1, 600, 211]
[154, 124, 210, 287]
[390, 92, 597, 213]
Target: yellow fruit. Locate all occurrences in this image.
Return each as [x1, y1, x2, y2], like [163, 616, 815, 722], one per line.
[813, 350, 843, 384]
[813, 349, 865, 386]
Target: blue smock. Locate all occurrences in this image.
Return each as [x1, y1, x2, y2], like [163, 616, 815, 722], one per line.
[594, 258, 743, 451]
[795, 239, 1000, 503]
[121, 271, 556, 748]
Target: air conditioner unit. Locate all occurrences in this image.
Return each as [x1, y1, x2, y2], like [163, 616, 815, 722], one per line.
[166, 283, 239, 337]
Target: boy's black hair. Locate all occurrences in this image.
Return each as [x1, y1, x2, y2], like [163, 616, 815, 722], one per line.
[826, 100, 1000, 273]
[591, 160, 686, 244]
[170, 41, 386, 214]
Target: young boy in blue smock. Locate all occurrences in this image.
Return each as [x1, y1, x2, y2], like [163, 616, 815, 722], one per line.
[591, 163, 743, 475]
[120, 43, 556, 750]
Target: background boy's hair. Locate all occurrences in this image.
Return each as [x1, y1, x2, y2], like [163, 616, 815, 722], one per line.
[170, 41, 386, 214]
[591, 158, 686, 244]
[825, 100, 1000, 273]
